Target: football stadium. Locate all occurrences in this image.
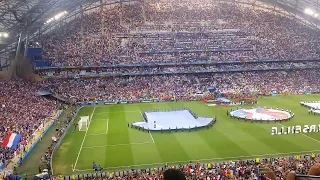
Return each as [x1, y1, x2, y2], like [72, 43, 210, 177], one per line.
[1, 0, 320, 179]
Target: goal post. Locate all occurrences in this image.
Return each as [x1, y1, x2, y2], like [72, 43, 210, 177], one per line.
[79, 116, 90, 131]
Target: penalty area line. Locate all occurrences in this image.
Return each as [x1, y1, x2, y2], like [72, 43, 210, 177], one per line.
[87, 133, 107, 136]
[94, 111, 140, 115]
[92, 119, 111, 121]
[74, 149, 320, 171]
[277, 123, 320, 144]
[82, 142, 154, 149]
[86, 118, 109, 136]
[73, 106, 96, 172]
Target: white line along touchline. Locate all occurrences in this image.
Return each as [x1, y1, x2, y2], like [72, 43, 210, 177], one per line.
[73, 106, 96, 171]
[74, 149, 320, 171]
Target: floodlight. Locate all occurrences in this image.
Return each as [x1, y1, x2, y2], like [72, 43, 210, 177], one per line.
[46, 11, 67, 24]
[0, 33, 2, 37]
[304, 8, 315, 15]
[3, 33, 8, 37]
[314, 13, 319, 17]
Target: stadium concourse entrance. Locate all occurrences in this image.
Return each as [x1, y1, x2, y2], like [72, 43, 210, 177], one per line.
[36, 90, 69, 104]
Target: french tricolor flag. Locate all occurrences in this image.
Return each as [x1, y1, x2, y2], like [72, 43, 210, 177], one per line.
[1, 133, 22, 149]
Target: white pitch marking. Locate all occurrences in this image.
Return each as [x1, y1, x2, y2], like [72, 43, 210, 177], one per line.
[277, 123, 320, 143]
[75, 149, 320, 171]
[93, 119, 112, 121]
[82, 142, 153, 149]
[73, 106, 96, 171]
[149, 131, 155, 143]
[94, 111, 140, 115]
[139, 110, 155, 143]
[86, 133, 108, 136]
[86, 119, 108, 136]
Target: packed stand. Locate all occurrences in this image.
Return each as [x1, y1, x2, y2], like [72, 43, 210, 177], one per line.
[37, 107, 76, 176]
[0, 78, 58, 169]
[36, 61, 320, 78]
[36, 0, 320, 67]
[49, 154, 320, 180]
[40, 69, 320, 102]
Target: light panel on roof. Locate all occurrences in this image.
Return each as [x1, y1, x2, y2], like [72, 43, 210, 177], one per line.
[305, 8, 315, 15]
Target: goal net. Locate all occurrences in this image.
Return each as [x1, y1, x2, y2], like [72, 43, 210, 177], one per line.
[78, 116, 90, 131]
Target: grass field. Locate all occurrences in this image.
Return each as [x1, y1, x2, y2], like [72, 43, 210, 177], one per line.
[52, 94, 320, 175]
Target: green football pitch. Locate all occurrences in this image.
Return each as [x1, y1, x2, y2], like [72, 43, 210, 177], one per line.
[52, 94, 320, 175]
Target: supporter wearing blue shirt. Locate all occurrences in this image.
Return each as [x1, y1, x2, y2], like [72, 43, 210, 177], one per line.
[93, 162, 97, 171]
[14, 175, 20, 180]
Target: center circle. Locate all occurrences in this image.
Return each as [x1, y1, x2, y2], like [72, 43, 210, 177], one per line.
[230, 108, 293, 121]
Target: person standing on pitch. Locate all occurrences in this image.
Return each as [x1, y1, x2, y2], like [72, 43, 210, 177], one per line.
[93, 162, 97, 171]
[73, 122, 77, 132]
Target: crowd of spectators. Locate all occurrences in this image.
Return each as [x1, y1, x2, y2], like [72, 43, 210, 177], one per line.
[2, 0, 320, 178]
[39, 69, 320, 102]
[52, 155, 320, 179]
[36, 61, 320, 77]
[37, 108, 76, 175]
[35, 0, 320, 67]
[0, 78, 58, 170]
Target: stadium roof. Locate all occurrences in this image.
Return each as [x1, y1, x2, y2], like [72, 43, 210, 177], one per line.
[0, 0, 320, 54]
[0, 0, 94, 52]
